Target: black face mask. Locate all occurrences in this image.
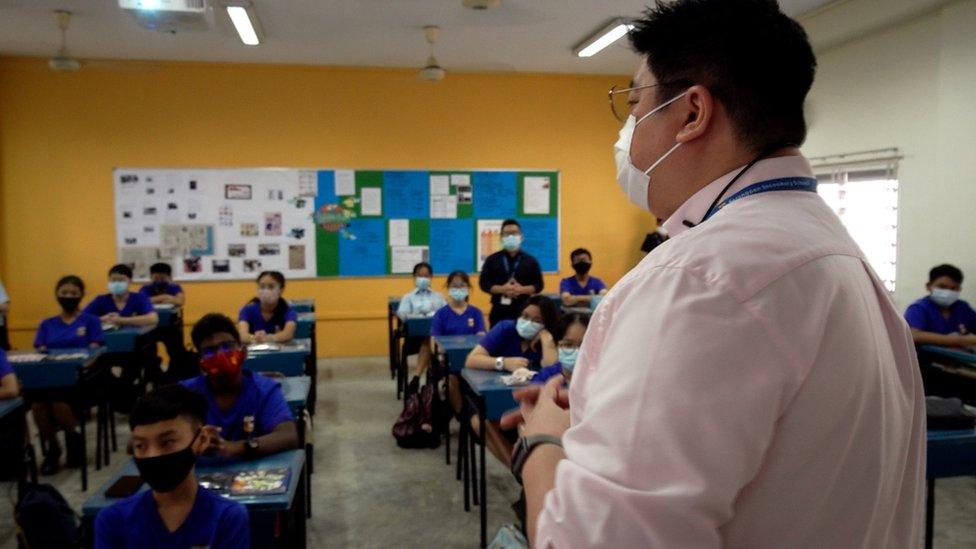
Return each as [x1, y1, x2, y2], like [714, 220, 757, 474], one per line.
[134, 431, 199, 493]
[572, 261, 592, 276]
[57, 297, 81, 312]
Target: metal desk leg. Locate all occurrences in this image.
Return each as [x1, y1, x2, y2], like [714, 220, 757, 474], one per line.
[470, 432, 479, 506]
[461, 419, 470, 512]
[79, 413, 88, 492]
[925, 479, 934, 549]
[478, 396, 487, 548]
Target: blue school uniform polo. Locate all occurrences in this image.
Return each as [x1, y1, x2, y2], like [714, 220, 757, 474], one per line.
[83, 292, 154, 318]
[0, 349, 12, 379]
[138, 281, 184, 298]
[431, 304, 486, 336]
[34, 314, 104, 349]
[478, 320, 543, 368]
[904, 296, 976, 335]
[238, 301, 298, 334]
[94, 485, 249, 549]
[559, 275, 607, 296]
[181, 370, 294, 442]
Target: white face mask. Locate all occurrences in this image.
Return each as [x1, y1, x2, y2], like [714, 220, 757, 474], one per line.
[613, 91, 687, 212]
[930, 288, 960, 308]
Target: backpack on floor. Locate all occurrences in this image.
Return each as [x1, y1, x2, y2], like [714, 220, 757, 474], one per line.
[393, 376, 443, 449]
[14, 483, 81, 549]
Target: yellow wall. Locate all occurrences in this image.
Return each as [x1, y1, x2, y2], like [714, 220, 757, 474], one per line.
[0, 57, 650, 356]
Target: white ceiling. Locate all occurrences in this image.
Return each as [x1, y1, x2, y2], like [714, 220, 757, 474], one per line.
[0, 0, 833, 75]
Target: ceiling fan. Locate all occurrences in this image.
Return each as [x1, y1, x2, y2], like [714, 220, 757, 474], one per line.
[47, 10, 161, 73]
[419, 25, 446, 82]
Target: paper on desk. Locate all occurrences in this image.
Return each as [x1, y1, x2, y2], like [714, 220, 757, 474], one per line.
[248, 343, 281, 352]
[501, 368, 537, 386]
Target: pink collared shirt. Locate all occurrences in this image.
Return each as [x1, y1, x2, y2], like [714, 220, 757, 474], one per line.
[536, 156, 925, 548]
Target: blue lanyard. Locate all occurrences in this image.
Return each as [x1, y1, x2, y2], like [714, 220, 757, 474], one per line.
[503, 255, 522, 278]
[701, 177, 817, 223]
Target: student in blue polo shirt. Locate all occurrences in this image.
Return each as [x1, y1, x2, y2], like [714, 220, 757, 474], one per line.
[83, 264, 158, 327]
[905, 264, 976, 347]
[559, 248, 608, 308]
[431, 271, 486, 337]
[94, 384, 249, 548]
[465, 295, 559, 466]
[139, 263, 186, 307]
[33, 275, 104, 475]
[182, 313, 299, 459]
[0, 348, 19, 400]
[238, 271, 298, 344]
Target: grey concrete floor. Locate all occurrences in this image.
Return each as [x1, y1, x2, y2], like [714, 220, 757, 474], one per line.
[0, 356, 973, 547]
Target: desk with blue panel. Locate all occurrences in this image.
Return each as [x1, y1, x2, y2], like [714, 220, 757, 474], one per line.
[397, 315, 432, 400]
[9, 347, 107, 490]
[388, 296, 402, 381]
[433, 334, 482, 375]
[294, 312, 317, 414]
[926, 428, 976, 549]
[82, 449, 307, 548]
[288, 298, 315, 313]
[244, 339, 312, 377]
[0, 396, 36, 492]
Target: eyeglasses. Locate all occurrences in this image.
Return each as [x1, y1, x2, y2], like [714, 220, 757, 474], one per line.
[557, 341, 580, 350]
[607, 81, 687, 122]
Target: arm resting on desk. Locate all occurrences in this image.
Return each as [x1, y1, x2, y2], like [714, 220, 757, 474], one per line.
[911, 329, 976, 347]
[256, 421, 300, 456]
[117, 312, 158, 327]
[271, 321, 297, 343]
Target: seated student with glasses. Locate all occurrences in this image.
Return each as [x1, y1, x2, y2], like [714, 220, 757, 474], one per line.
[465, 295, 559, 466]
[532, 312, 589, 387]
[95, 384, 249, 548]
[181, 313, 299, 460]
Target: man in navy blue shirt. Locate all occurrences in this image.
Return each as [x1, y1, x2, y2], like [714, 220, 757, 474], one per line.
[479, 219, 545, 327]
[95, 384, 249, 548]
[139, 263, 186, 307]
[905, 264, 976, 347]
[181, 313, 299, 460]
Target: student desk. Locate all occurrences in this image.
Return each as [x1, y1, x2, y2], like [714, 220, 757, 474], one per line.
[288, 298, 315, 313]
[458, 368, 524, 548]
[294, 313, 318, 414]
[9, 347, 108, 490]
[277, 374, 314, 516]
[0, 396, 36, 492]
[0, 397, 23, 421]
[397, 316, 432, 400]
[926, 428, 976, 549]
[103, 325, 158, 354]
[244, 339, 312, 377]
[920, 345, 976, 368]
[433, 334, 482, 375]
[153, 304, 180, 328]
[82, 449, 308, 549]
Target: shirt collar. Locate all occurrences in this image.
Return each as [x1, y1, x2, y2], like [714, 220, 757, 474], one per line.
[662, 155, 814, 238]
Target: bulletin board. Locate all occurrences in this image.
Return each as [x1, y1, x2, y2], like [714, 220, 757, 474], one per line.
[113, 168, 559, 281]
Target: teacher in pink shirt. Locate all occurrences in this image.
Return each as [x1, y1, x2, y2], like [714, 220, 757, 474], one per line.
[504, 1, 926, 547]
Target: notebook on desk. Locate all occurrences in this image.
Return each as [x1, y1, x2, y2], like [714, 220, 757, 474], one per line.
[198, 468, 290, 496]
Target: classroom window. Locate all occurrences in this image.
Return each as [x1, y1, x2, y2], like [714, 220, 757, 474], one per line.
[815, 164, 899, 293]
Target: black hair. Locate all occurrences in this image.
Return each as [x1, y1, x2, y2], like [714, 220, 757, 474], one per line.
[446, 270, 470, 287]
[929, 264, 963, 285]
[556, 312, 591, 343]
[150, 262, 173, 276]
[501, 219, 521, 231]
[570, 248, 592, 263]
[55, 275, 85, 295]
[109, 263, 134, 279]
[190, 312, 241, 350]
[629, 0, 816, 152]
[250, 271, 290, 330]
[129, 384, 208, 430]
[523, 294, 561, 336]
[413, 262, 433, 277]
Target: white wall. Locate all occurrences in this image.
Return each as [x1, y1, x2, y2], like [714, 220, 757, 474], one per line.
[802, 0, 976, 309]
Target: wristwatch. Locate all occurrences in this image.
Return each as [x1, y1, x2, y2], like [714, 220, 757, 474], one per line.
[243, 437, 260, 459]
[494, 357, 505, 371]
[510, 434, 563, 484]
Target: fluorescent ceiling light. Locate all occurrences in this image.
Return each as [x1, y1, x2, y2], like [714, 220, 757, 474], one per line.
[574, 18, 634, 58]
[227, 5, 260, 46]
[137, 0, 162, 8]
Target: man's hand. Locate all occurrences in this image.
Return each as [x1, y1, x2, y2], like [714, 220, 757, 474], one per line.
[504, 280, 519, 299]
[500, 375, 570, 433]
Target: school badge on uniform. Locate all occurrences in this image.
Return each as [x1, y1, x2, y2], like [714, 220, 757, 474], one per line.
[467, 318, 474, 328]
[243, 415, 255, 435]
[77, 327, 87, 337]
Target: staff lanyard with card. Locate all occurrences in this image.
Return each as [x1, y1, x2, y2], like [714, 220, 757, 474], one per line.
[501, 254, 522, 306]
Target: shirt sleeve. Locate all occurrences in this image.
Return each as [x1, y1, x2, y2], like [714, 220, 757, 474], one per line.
[535, 267, 794, 547]
[259, 380, 295, 434]
[284, 307, 298, 323]
[34, 320, 48, 349]
[904, 303, 929, 331]
[473, 307, 486, 334]
[89, 316, 106, 345]
[171, 284, 184, 296]
[138, 285, 153, 298]
[559, 278, 571, 295]
[396, 292, 413, 320]
[431, 308, 445, 337]
[525, 256, 544, 293]
[214, 502, 250, 549]
[478, 322, 507, 357]
[133, 293, 154, 315]
[0, 350, 13, 379]
[593, 277, 607, 292]
[479, 255, 499, 294]
[238, 304, 252, 323]
[83, 297, 102, 317]
[93, 507, 123, 549]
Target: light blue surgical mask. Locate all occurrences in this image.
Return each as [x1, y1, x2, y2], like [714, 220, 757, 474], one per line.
[558, 347, 579, 370]
[108, 281, 129, 296]
[515, 317, 543, 340]
[930, 288, 960, 308]
[448, 287, 469, 301]
[415, 277, 431, 291]
[502, 234, 522, 252]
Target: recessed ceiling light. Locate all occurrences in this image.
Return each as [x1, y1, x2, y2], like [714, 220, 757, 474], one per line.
[574, 18, 634, 58]
[226, 3, 262, 46]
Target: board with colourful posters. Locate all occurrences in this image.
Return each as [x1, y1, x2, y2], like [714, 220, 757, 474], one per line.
[114, 167, 558, 280]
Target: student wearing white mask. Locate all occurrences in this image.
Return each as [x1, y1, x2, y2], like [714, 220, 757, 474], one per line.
[905, 264, 976, 346]
[478, 220, 545, 327]
[397, 262, 447, 377]
[237, 271, 297, 344]
[504, 1, 925, 547]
